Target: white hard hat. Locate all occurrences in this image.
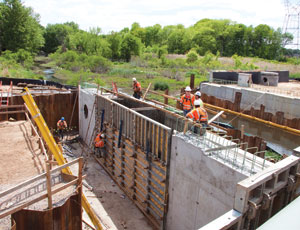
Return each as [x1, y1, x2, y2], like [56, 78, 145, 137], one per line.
[101, 134, 105, 138]
[194, 100, 201, 106]
[132, 78, 136, 81]
[195, 91, 201, 97]
[185, 86, 191, 91]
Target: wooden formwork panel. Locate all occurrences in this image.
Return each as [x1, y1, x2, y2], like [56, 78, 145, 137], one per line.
[100, 126, 167, 228]
[95, 95, 172, 229]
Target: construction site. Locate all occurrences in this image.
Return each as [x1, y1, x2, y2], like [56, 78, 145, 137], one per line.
[0, 71, 300, 230]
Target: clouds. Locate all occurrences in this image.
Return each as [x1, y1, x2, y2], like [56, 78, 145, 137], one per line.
[23, 0, 285, 33]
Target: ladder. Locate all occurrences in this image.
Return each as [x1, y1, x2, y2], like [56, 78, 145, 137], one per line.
[21, 87, 103, 230]
[0, 81, 12, 107]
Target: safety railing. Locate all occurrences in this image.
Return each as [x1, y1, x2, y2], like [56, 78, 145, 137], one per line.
[0, 158, 83, 219]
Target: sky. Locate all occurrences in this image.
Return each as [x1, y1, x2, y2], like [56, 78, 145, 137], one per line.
[23, 0, 286, 34]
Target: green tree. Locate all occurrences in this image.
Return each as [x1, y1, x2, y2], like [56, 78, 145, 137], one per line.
[0, 0, 44, 53]
[167, 27, 191, 54]
[224, 24, 247, 56]
[67, 30, 111, 58]
[120, 34, 142, 62]
[144, 24, 162, 47]
[192, 27, 217, 55]
[107, 32, 122, 60]
[43, 22, 79, 54]
[130, 22, 146, 43]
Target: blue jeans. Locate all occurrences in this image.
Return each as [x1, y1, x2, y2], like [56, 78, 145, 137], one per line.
[183, 110, 191, 116]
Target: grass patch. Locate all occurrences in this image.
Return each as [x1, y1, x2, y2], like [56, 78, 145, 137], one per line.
[290, 73, 300, 79]
[265, 150, 283, 162]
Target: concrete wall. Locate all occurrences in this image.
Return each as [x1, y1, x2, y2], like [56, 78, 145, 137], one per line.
[211, 71, 289, 84]
[79, 88, 96, 144]
[200, 83, 300, 119]
[167, 136, 247, 230]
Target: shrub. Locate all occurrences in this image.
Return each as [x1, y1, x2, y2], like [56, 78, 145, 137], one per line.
[232, 54, 259, 70]
[86, 55, 112, 73]
[49, 50, 112, 73]
[94, 77, 105, 86]
[154, 82, 169, 91]
[186, 50, 199, 63]
[1, 49, 33, 69]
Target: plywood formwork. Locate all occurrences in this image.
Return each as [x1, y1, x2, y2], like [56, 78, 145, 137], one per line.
[95, 94, 172, 229]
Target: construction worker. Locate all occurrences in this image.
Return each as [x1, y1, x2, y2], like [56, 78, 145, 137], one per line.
[57, 117, 67, 140]
[180, 86, 195, 116]
[195, 91, 204, 108]
[132, 78, 142, 99]
[94, 133, 105, 157]
[186, 100, 208, 135]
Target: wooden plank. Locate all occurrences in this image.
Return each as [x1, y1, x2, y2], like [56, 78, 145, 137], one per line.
[155, 125, 159, 157]
[142, 83, 152, 100]
[164, 130, 168, 163]
[0, 110, 26, 115]
[159, 128, 163, 160]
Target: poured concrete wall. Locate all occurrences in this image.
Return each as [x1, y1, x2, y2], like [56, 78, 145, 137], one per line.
[79, 88, 96, 145]
[167, 136, 247, 230]
[200, 83, 300, 119]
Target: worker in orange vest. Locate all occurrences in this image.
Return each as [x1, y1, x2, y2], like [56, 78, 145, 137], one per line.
[132, 78, 142, 99]
[94, 133, 105, 157]
[180, 86, 195, 116]
[57, 117, 67, 140]
[186, 100, 208, 135]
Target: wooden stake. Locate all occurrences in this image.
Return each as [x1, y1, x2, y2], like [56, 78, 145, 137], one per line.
[241, 124, 245, 141]
[164, 89, 169, 105]
[183, 120, 189, 134]
[190, 74, 195, 90]
[46, 163, 53, 209]
[78, 157, 83, 187]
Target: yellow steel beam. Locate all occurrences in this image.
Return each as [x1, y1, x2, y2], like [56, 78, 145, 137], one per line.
[22, 87, 103, 230]
[204, 103, 300, 136]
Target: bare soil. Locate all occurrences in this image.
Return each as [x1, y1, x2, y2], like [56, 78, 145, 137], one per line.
[0, 120, 46, 189]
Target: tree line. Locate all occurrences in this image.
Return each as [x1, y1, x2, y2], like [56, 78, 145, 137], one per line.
[0, 0, 295, 63]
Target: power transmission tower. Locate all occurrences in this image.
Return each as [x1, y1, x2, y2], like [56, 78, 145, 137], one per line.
[282, 0, 300, 51]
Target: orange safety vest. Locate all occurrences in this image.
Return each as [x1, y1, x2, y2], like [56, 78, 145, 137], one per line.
[57, 120, 67, 130]
[94, 134, 105, 148]
[180, 94, 195, 111]
[186, 107, 208, 122]
[133, 82, 141, 92]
